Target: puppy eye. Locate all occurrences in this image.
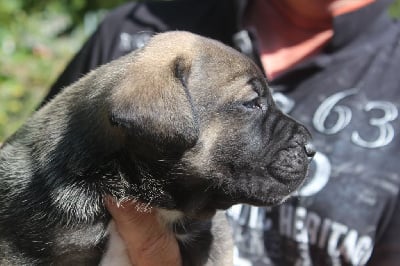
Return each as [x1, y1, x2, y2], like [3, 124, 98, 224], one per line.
[243, 98, 265, 110]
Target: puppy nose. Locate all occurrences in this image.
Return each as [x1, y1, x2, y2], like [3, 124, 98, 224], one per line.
[304, 142, 316, 159]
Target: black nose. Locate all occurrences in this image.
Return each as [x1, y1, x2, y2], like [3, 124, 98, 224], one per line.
[304, 142, 316, 159]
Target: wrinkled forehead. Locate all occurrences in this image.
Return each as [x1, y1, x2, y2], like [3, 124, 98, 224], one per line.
[197, 38, 261, 78]
[190, 39, 266, 99]
[142, 31, 262, 79]
[139, 31, 267, 103]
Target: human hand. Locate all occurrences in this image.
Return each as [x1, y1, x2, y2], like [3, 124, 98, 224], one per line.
[106, 199, 182, 266]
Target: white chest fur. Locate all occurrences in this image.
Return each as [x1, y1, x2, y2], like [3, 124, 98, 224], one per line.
[99, 221, 131, 266]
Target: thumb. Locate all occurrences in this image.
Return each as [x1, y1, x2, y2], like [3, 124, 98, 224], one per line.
[105, 198, 182, 266]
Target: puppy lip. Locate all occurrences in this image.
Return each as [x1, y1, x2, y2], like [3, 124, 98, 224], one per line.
[187, 199, 239, 219]
[229, 192, 293, 207]
[269, 147, 308, 184]
[197, 177, 304, 208]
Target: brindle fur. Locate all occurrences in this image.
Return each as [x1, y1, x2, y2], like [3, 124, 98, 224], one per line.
[0, 32, 311, 265]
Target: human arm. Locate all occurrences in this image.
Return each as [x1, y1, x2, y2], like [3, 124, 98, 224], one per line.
[105, 200, 182, 266]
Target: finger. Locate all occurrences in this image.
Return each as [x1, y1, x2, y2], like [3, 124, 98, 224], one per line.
[105, 198, 182, 266]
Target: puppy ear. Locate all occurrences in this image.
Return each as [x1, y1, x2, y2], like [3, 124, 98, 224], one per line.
[108, 54, 198, 155]
[174, 56, 190, 88]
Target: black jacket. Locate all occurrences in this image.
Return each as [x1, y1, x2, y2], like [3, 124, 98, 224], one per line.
[45, 1, 400, 265]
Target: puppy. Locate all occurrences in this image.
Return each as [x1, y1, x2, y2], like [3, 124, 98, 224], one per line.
[0, 31, 313, 265]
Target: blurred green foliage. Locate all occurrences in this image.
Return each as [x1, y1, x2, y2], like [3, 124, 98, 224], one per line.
[389, 0, 400, 17]
[0, 0, 400, 141]
[0, 0, 127, 140]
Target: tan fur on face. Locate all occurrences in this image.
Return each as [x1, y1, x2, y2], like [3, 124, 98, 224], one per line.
[186, 121, 224, 171]
[108, 32, 201, 144]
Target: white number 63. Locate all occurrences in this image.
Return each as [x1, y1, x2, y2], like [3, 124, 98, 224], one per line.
[313, 89, 398, 149]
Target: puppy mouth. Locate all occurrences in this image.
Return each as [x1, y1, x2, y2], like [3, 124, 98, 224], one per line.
[221, 143, 312, 207]
[269, 145, 309, 185]
[177, 161, 309, 219]
[174, 141, 313, 217]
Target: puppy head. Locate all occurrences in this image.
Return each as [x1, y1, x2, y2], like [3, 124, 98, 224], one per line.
[108, 31, 314, 218]
[109, 34, 198, 158]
